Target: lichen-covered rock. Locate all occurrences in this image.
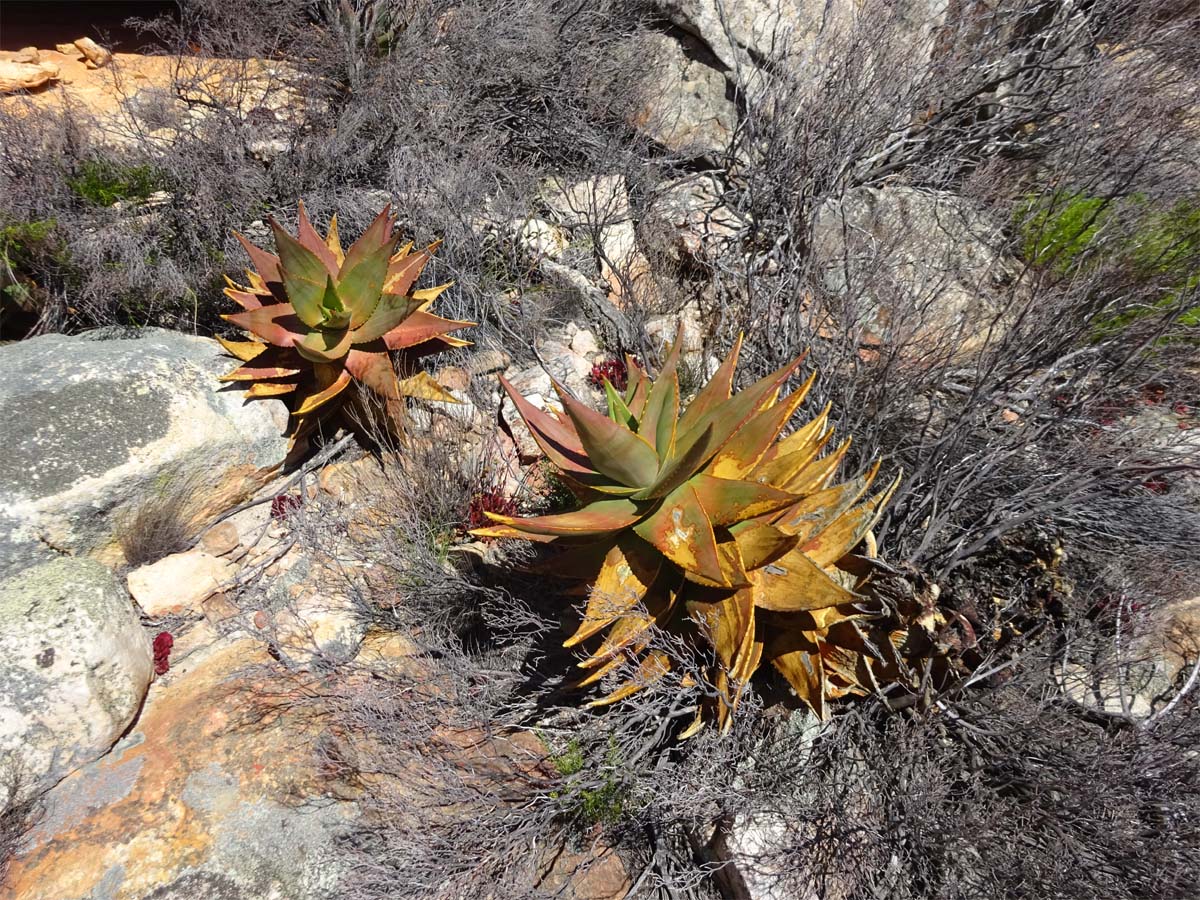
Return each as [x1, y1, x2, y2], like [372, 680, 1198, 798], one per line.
[4, 637, 355, 900]
[630, 31, 735, 157]
[0, 558, 152, 804]
[0, 328, 289, 579]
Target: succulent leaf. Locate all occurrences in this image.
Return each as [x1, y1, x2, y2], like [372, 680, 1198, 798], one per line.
[554, 381, 661, 488]
[270, 218, 333, 328]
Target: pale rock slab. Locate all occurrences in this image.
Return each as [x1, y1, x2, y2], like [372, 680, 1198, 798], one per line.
[127, 550, 236, 617]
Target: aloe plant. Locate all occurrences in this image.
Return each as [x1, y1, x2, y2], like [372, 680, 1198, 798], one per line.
[219, 201, 473, 438]
[474, 333, 904, 734]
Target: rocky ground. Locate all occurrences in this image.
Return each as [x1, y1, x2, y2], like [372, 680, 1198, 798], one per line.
[1, 4, 1198, 899]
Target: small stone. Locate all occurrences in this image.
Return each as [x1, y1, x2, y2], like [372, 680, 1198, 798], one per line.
[435, 365, 471, 392]
[127, 550, 236, 616]
[198, 521, 240, 557]
[200, 591, 239, 625]
[272, 594, 366, 666]
[55, 43, 80, 56]
[0, 59, 59, 93]
[570, 328, 601, 358]
[13, 47, 40, 64]
[73, 37, 111, 69]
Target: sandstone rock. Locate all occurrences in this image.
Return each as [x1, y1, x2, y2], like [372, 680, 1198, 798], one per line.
[198, 520, 241, 557]
[811, 186, 1021, 355]
[646, 299, 705, 356]
[0, 59, 59, 93]
[73, 37, 112, 69]
[570, 328, 601, 358]
[542, 174, 658, 307]
[654, 0, 947, 100]
[500, 367, 553, 460]
[4, 638, 355, 900]
[272, 591, 367, 667]
[434, 365, 471, 392]
[13, 47, 40, 64]
[55, 43, 80, 56]
[0, 328, 289, 579]
[0, 558, 152, 805]
[631, 31, 736, 156]
[127, 550, 236, 617]
[513, 216, 569, 259]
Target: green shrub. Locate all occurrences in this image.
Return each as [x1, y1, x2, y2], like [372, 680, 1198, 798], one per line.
[1015, 191, 1111, 271]
[1016, 191, 1200, 335]
[67, 161, 164, 206]
[548, 736, 628, 827]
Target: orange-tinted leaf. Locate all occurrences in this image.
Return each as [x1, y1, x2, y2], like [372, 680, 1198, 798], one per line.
[585, 651, 671, 707]
[633, 482, 724, 584]
[771, 649, 827, 719]
[222, 304, 304, 348]
[216, 335, 266, 361]
[566, 535, 663, 646]
[382, 309, 474, 350]
[773, 462, 880, 542]
[344, 348, 400, 400]
[638, 334, 682, 460]
[223, 279, 265, 311]
[749, 547, 857, 611]
[675, 333, 743, 435]
[384, 242, 435, 296]
[234, 231, 282, 284]
[325, 215, 344, 266]
[689, 473, 798, 525]
[484, 497, 645, 537]
[759, 402, 830, 465]
[295, 367, 352, 415]
[729, 521, 798, 569]
[707, 373, 814, 479]
[801, 473, 901, 568]
[219, 358, 302, 381]
[578, 581, 679, 669]
[245, 381, 297, 398]
[672, 354, 808, 481]
[296, 200, 339, 276]
[685, 537, 751, 589]
[397, 371, 458, 402]
[781, 437, 852, 495]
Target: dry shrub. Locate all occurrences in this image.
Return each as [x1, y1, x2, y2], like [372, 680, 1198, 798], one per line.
[117, 467, 212, 568]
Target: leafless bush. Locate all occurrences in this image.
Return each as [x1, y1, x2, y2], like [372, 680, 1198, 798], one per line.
[680, 0, 1200, 597]
[0, 0, 662, 343]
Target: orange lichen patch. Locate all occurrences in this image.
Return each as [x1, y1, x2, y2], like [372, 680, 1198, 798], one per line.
[6, 638, 342, 900]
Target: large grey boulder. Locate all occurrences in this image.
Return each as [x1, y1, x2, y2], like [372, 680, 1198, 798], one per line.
[810, 186, 1022, 354]
[0, 557, 152, 805]
[0, 328, 289, 578]
[631, 31, 736, 157]
[653, 0, 946, 95]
